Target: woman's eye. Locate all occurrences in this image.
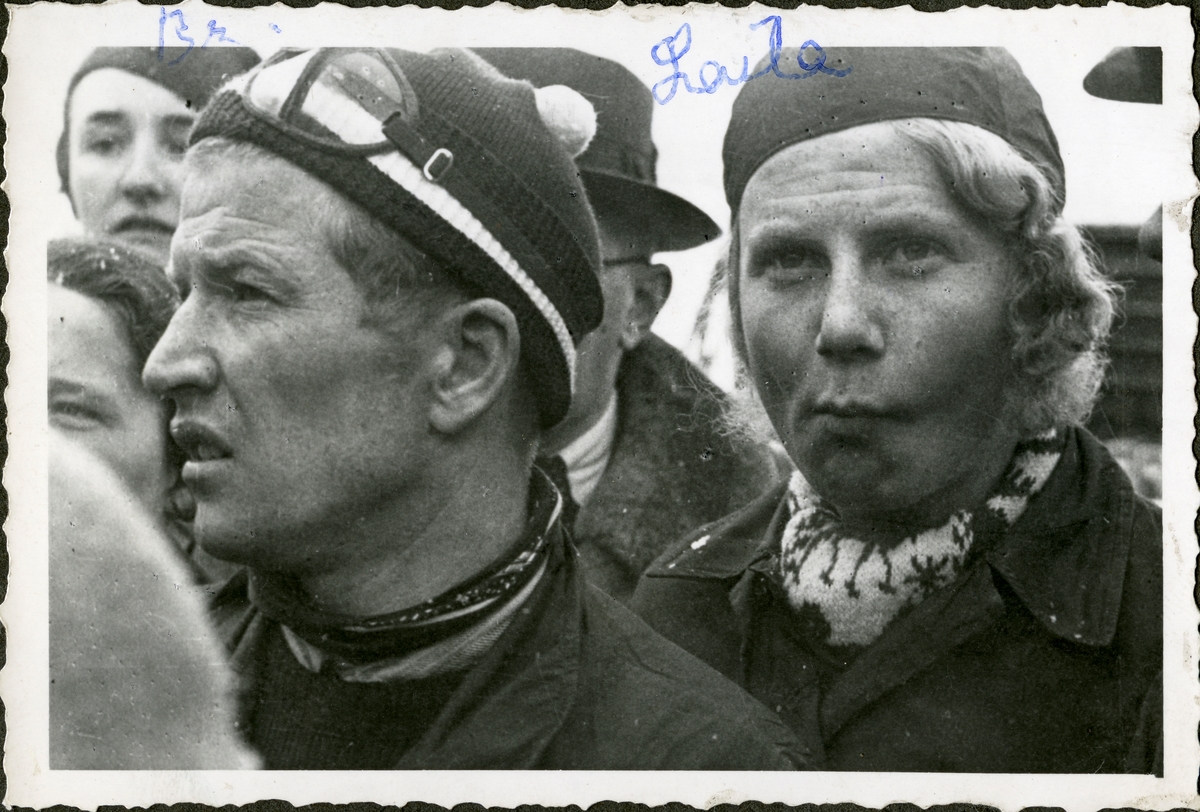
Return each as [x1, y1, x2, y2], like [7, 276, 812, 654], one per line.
[50, 401, 106, 428]
[755, 249, 828, 287]
[883, 239, 945, 276]
[83, 135, 122, 157]
[80, 124, 130, 157]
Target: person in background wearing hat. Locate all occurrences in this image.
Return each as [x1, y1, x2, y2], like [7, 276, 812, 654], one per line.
[633, 47, 1161, 773]
[57, 47, 260, 264]
[476, 49, 777, 603]
[142, 47, 806, 770]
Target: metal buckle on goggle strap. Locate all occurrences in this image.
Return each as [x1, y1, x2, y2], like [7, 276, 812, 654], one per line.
[247, 47, 456, 183]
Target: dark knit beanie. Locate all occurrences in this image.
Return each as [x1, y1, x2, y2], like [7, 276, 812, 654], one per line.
[191, 47, 604, 428]
[724, 47, 1065, 217]
[57, 47, 262, 193]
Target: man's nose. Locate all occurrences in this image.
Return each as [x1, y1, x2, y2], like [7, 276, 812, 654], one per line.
[814, 258, 885, 362]
[143, 304, 219, 397]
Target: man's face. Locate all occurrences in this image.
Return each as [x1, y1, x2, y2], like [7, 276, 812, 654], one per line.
[542, 215, 667, 451]
[737, 122, 1019, 528]
[67, 69, 194, 264]
[49, 284, 174, 516]
[143, 149, 431, 574]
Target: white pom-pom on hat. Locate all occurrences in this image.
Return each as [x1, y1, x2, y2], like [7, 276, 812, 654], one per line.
[534, 84, 596, 159]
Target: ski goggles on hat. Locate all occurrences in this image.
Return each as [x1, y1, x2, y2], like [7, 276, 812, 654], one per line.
[232, 47, 577, 387]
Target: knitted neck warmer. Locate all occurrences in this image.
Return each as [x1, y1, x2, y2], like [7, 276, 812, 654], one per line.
[250, 469, 562, 663]
[778, 431, 1064, 649]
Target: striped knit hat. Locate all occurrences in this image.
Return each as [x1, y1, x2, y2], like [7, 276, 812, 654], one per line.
[191, 47, 604, 428]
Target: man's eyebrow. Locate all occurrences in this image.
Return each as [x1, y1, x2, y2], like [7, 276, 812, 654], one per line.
[187, 243, 303, 293]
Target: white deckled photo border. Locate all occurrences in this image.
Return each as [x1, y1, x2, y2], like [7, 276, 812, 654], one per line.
[3, 1, 1196, 808]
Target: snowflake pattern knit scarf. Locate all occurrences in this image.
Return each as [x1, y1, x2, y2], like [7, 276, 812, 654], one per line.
[778, 431, 1064, 648]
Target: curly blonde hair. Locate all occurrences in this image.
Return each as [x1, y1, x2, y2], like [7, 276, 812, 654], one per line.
[727, 118, 1118, 437]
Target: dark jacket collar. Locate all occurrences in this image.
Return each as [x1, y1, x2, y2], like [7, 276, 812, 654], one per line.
[648, 427, 1143, 649]
[574, 335, 776, 580]
[211, 488, 586, 769]
[983, 426, 1140, 647]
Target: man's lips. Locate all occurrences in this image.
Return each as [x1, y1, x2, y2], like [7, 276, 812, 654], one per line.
[170, 421, 233, 463]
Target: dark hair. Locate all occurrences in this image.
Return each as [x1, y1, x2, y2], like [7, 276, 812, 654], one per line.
[48, 237, 194, 532]
[48, 237, 180, 369]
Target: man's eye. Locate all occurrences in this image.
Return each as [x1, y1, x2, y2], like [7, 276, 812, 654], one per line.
[230, 282, 272, 303]
[212, 278, 273, 306]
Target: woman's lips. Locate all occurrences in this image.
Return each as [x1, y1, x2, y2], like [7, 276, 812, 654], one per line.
[110, 217, 175, 242]
[811, 401, 892, 418]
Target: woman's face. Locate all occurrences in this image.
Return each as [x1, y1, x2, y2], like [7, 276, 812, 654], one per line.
[49, 284, 174, 517]
[66, 69, 194, 265]
[737, 122, 1021, 529]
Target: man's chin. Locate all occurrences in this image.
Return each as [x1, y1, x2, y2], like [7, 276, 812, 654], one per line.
[194, 523, 266, 568]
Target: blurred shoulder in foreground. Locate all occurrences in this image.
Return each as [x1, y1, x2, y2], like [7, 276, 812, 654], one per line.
[49, 432, 257, 769]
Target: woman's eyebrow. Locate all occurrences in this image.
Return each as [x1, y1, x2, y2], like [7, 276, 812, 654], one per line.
[48, 378, 88, 398]
[80, 111, 130, 130]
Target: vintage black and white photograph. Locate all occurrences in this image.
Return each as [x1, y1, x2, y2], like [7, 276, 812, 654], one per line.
[2, 1, 1196, 808]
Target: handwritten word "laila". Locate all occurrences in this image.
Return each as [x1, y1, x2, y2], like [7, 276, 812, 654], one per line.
[650, 16, 850, 105]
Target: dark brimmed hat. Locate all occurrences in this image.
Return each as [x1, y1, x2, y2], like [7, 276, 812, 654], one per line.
[191, 47, 604, 429]
[475, 48, 720, 254]
[723, 47, 1064, 217]
[57, 47, 262, 193]
[1083, 47, 1162, 105]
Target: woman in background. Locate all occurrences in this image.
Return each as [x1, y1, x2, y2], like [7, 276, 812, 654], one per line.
[56, 47, 259, 264]
[49, 236, 233, 581]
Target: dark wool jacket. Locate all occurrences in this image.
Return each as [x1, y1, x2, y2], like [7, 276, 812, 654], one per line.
[211, 521, 809, 770]
[575, 335, 778, 603]
[632, 427, 1163, 773]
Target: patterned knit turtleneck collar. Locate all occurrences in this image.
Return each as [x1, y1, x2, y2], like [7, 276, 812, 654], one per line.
[775, 431, 1065, 649]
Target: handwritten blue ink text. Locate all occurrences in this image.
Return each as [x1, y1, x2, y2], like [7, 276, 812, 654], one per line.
[650, 16, 850, 105]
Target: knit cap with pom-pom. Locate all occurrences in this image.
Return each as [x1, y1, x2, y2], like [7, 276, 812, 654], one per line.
[191, 47, 604, 429]
[534, 84, 597, 159]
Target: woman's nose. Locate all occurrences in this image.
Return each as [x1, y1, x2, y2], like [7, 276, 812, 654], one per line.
[119, 134, 168, 204]
[142, 305, 219, 397]
[815, 260, 886, 362]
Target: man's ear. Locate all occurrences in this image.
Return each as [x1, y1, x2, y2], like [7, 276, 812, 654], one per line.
[619, 263, 672, 351]
[428, 299, 522, 435]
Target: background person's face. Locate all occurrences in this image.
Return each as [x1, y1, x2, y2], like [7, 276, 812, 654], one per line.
[544, 220, 639, 449]
[737, 123, 1021, 529]
[67, 69, 194, 264]
[49, 284, 174, 516]
[143, 151, 431, 575]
